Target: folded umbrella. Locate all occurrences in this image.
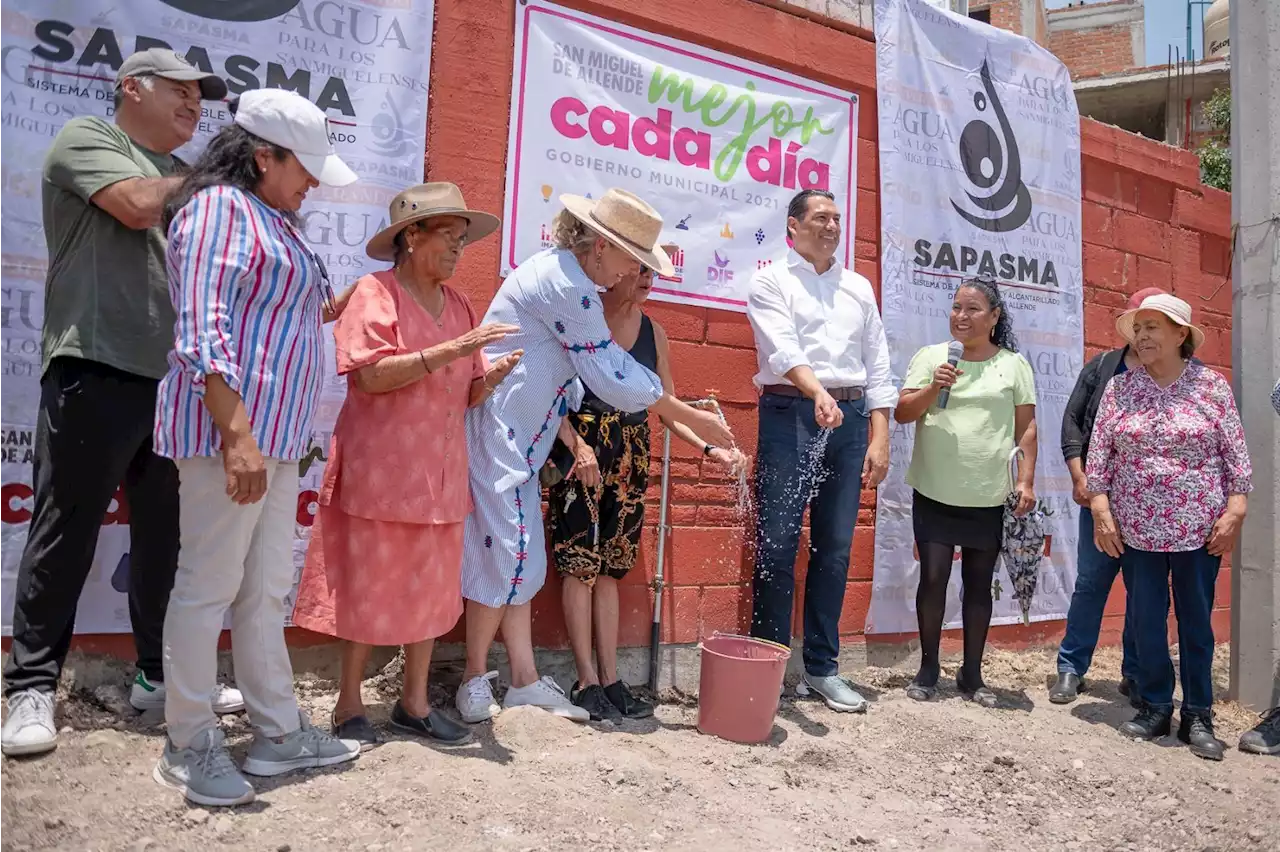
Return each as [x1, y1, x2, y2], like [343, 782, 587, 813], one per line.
[1000, 448, 1048, 625]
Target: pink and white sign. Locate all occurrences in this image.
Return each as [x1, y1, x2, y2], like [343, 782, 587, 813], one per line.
[501, 0, 857, 312]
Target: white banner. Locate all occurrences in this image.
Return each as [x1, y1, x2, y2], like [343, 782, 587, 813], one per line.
[501, 0, 857, 312]
[1, 0, 434, 634]
[867, 0, 1083, 634]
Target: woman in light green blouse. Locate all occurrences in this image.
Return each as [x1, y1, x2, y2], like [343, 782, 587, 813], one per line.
[894, 276, 1038, 707]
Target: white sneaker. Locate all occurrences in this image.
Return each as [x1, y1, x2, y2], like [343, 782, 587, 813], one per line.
[130, 673, 245, 714]
[457, 671, 502, 723]
[503, 676, 591, 722]
[1, 689, 57, 757]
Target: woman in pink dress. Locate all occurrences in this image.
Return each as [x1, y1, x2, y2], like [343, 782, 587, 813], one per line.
[293, 183, 521, 747]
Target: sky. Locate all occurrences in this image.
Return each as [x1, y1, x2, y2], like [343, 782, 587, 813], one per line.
[1045, 0, 1208, 65]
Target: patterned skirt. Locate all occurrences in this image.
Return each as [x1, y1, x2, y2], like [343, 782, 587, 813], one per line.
[547, 412, 651, 585]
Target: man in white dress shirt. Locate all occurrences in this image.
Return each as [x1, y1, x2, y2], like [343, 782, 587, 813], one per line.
[746, 189, 899, 712]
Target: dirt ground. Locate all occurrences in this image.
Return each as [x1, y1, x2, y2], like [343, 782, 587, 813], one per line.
[2, 644, 1277, 852]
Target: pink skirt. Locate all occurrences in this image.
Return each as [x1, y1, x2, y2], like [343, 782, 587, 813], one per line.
[293, 504, 464, 646]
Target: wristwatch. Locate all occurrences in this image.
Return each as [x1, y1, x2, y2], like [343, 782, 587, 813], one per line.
[703, 444, 716, 456]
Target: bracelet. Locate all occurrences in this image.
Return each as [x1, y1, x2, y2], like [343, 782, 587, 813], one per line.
[703, 444, 716, 456]
[419, 350, 431, 373]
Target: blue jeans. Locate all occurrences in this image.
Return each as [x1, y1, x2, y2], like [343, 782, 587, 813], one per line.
[750, 393, 869, 677]
[1056, 508, 1137, 681]
[1124, 545, 1221, 714]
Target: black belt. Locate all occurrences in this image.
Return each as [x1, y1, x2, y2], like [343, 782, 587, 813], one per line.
[575, 403, 648, 427]
[762, 384, 863, 401]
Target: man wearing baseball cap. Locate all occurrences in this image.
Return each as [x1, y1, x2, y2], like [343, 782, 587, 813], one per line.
[1049, 287, 1193, 705]
[1, 49, 237, 758]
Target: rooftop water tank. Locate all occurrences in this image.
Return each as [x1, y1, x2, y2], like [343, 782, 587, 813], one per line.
[1204, 0, 1230, 59]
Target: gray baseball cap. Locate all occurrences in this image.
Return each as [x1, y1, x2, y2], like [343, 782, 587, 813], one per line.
[116, 48, 228, 100]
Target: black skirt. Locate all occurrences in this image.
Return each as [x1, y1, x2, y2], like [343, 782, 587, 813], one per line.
[912, 490, 1004, 551]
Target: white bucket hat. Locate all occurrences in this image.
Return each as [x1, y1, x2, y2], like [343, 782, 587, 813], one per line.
[1115, 292, 1206, 350]
[559, 188, 674, 278]
[233, 88, 357, 187]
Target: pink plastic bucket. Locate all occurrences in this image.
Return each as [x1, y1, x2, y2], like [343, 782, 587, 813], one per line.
[696, 633, 791, 744]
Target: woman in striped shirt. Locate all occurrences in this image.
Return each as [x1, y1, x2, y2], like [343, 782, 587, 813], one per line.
[151, 89, 360, 808]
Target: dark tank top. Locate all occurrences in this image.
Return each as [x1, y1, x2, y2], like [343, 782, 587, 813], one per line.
[580, 313, 658, 425]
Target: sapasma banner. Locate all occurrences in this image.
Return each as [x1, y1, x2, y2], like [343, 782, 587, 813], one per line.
[501, 0, 857, 312]
[868, 0, 1084, 633]
[1, 0, 434, 634]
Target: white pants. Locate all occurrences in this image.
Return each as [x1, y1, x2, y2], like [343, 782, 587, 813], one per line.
[163, 456, 300, 748]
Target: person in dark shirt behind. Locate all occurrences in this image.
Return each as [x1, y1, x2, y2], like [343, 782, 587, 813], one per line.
[1050, 287, 1171, 705]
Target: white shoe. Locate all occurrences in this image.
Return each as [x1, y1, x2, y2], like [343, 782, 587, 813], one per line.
[457, 671, 501, 723]
[1, 689, 57, 757]
[130, 673, 245, 714]
[504, 676, 591, 722]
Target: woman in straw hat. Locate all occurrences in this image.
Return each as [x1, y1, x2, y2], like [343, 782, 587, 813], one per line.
[1087, 293, 1251, 762]
[292, 183, 522, 748]
[546, 258, 748, 722]
[456, 188, 736, 724]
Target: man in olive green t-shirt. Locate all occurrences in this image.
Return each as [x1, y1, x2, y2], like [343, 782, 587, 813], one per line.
[1, 50, 242, 758]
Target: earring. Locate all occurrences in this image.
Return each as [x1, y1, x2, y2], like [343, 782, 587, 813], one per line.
[595, 252, 602, 272]
[407, 245, 414, 255]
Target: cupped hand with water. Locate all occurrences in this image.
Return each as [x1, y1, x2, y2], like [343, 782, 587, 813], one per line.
[709, 446, 748, 479]
[814, 389, 844, 428]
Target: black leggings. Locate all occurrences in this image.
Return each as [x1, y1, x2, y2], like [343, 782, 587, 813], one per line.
[914, 541, 1001, 687]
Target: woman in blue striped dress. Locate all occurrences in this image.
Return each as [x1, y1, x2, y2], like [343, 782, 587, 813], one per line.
[151, 90, 360, 808]
[456, 189, 735, 724]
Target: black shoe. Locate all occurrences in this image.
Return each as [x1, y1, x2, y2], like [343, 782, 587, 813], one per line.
[1120, 706, 1173, 740]
[1049, 673, 1085, 704]
[1238, 707, 1280, 755]
[331, 712, 381, 749]
[603, 681, 654, 719]
[571, 683, 622, 722]
[389, 702, 473, 747]
[1178, 713, 1225, 761]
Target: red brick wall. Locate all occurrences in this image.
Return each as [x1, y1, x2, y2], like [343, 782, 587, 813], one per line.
[970, 0, 1024, 36]
[1047, 24, 1137, 78]
[42, 0, 1232, 661]
[420, 0, 1233, 652]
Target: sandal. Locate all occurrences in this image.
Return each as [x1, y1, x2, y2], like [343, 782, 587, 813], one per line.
[905, 681, 936, 701]
[956, 672, 999, 708]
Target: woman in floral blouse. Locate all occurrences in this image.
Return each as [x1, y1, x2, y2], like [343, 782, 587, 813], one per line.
[1087, 293, 1251, 762]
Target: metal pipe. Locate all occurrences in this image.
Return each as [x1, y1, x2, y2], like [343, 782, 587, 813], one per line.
[648, 427, 672, 692]
[647, 394, 727, 692]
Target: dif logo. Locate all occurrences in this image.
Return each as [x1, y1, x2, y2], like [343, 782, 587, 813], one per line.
[659, 246, 685, 284]
[706, 250, 732, 284]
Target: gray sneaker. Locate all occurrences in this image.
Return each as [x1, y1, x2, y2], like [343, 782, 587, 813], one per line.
[153, 727, 255, 807]
[241, 711, 360, 777]
[796, 673, 869, 713]
[1, 689, 57, 757]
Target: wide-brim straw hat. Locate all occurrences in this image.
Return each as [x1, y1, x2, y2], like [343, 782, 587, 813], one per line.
[366, 183, 500, 261]
[559, 188, 675, 278]
[1115, 292, 1206, 350]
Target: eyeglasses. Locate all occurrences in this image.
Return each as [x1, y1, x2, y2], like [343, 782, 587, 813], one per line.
[422, 226, 468, 249]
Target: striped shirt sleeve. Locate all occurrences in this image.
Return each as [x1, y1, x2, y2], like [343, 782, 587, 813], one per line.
[169, 186, 253, 395]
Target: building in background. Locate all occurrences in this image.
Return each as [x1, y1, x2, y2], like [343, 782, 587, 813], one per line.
[772, 0, 1230, 150]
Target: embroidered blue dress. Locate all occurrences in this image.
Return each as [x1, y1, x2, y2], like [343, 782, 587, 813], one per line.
[462, 249, 664, 607]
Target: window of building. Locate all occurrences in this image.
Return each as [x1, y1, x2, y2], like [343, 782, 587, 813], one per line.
[970, 8, 990, 23]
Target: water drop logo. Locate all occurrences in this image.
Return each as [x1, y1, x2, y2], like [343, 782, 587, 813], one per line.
[951, 61, 1032, 234]
[156, 0, 301, 21]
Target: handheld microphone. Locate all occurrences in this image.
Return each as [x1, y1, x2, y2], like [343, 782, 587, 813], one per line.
[937, 340, 964, 410]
